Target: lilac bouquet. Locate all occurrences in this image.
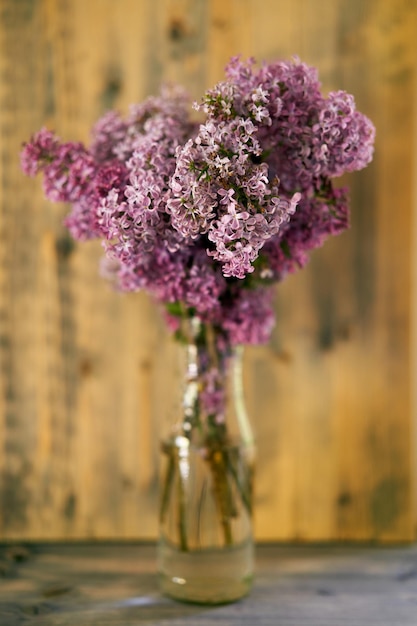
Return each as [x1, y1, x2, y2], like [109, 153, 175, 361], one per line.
[21, 56, 375, 441]
[22, 57, 374, 580]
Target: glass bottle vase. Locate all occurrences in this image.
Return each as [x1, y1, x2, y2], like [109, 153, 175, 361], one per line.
[157, 319, 255, 604]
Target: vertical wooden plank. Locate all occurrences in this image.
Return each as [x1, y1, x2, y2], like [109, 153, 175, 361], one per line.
[243, 0, 344, 542]
[206, 0, 253, 84]
[413, 3, 417, 535]
[332, 0, 416, 541]
[0, 0, 54, 538]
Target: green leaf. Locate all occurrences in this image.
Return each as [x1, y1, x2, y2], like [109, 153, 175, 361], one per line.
[165, 301, 183, 317]
[280, 239, 292, 259]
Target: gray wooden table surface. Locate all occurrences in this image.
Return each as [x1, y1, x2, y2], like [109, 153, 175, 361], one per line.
[1, 543, 417, 625]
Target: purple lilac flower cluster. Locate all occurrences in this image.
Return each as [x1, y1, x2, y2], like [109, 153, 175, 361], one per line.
[21, 57, 375, 354]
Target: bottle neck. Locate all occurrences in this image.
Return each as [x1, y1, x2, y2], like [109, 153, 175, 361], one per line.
[175, 317, 253, 449]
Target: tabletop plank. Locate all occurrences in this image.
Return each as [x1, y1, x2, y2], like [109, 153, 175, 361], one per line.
[0, 543, 416, 625]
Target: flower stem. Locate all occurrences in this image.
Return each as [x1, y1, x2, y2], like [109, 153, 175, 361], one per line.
[159, 444, 175, 524]
[177, 468, 188, 552]
[225, 447, 253, 516]
[209, 448, 235, 546]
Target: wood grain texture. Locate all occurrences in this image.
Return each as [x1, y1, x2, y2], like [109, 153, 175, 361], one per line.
[0, 0, 416, 541]
[1, 542, 417, 625]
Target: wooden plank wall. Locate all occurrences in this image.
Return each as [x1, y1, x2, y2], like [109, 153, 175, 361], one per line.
[0, 0, 416, 542]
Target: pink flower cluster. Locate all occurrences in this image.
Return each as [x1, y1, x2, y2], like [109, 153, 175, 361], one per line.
[21, 57, 375, 350]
